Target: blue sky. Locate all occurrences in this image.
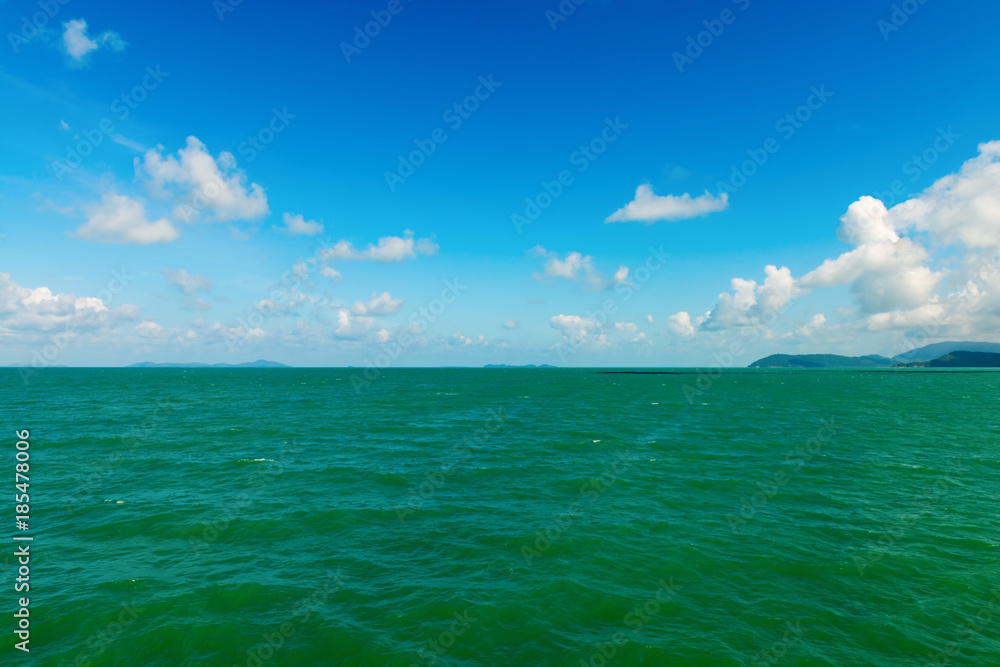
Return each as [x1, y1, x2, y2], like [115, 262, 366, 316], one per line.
[2, 0, 1000, 367]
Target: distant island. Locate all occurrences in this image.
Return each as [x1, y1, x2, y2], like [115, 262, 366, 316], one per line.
[749, 354, 894, 369]
[892, 340, 1000, 362]
[128, 360, 290, 368]
[750, 341, 1000, 368]
[895, 351, 1000, 368]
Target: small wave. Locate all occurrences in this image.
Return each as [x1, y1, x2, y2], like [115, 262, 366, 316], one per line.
[236, 458, 274, 463]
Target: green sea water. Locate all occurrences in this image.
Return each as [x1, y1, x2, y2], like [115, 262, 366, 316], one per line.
[3, 368, 999, 666]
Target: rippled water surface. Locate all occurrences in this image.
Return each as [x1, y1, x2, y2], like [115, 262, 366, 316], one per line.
[4, 368, 999, 666]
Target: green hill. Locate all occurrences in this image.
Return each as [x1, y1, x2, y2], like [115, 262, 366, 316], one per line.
[893, 340, 1000, 363]
[896, 351, 1000, 368]
[749, 354, 895, 368]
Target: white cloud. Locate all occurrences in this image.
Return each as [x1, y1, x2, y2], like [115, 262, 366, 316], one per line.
[0, 273, 126, 334]
[891, 140, 1000, 249]
[333, 310, 373, 339]
[701, 265, 801, 331]
[502, 319, 519, 329]
[74, 193, 179, 245]
[800, 197, 940, 315]
[449, 333, 488, 347]
[136, 136, 269, 223]
[612, 265, 632, 288]
[667, 312, 697, 337]
[279, 212, 324, 236]
[544, 251, 594, 279]
[550, 314, 611, 350]
[133, 321, 165, 338]
[320, 231, 438, 262]
[606, 185, 729, 224]
[530, 247, 608, 290]
[795, 313, 827, 337]
[351, 291, 404, 316]
[163, 268, 211, 296]
[62, 20, 126, 62]
[677, 141, 1000, 346]
[60, 120, 70, 130]
[320, 266, 342, 282]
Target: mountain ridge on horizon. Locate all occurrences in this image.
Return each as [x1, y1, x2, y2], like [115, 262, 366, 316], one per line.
[750, 341, 1000, 368]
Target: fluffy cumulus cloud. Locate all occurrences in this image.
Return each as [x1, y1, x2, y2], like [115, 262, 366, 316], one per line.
[605, 185, 729, 224]
[797, 142, 1000, 331]
[672, 140, 1000, 348]
[891, 141, 1000, 249]
[550, 314, 611, 351]
[279, 212, 324, 236]
[136, 136, 269, 224]
[0, 273, 134, 334]
[320, 231, 438, 263]
[529, 246, 629, 291]
[74, 193, 179, 245]
[351, 292, 404, 316]
[75, 137, 269, 244]
[62, 19, 126, 62]
[800, 197, 940, 315]
[701, 265, 801, 331]
[667, 311, 698, 337]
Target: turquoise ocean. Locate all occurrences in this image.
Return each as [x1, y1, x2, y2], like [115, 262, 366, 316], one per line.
[3, 368, 999, 666]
